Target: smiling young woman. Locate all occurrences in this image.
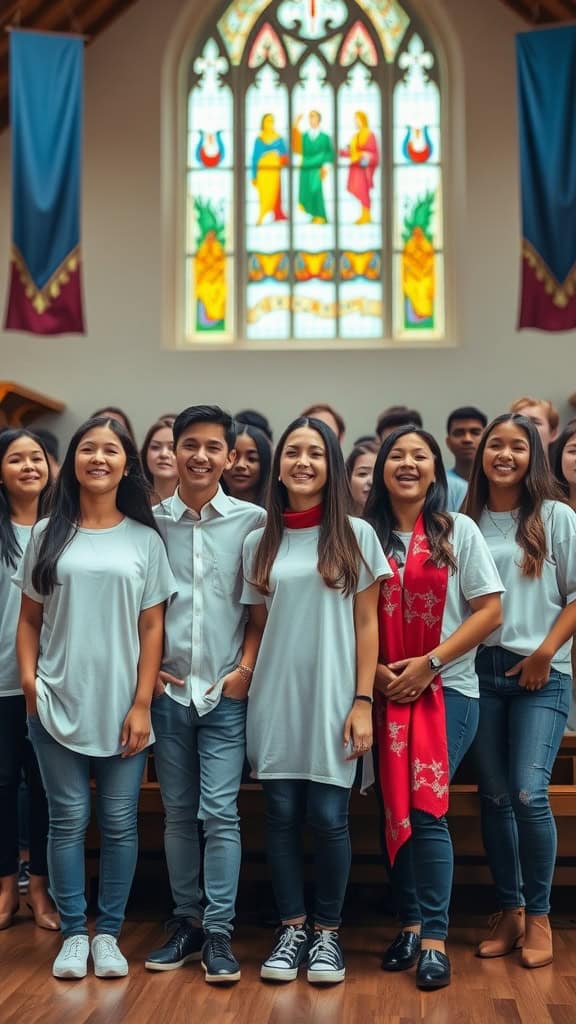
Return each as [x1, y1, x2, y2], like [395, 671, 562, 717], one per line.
[463, 413, 576, 969]
[222, 424, 272, 507]
[241, 417, 390, 986]
[141, 417, 178, 505]
[14, 418, 175, 982]
[363, 427, 503, 990]
[0, 430, 57, 933]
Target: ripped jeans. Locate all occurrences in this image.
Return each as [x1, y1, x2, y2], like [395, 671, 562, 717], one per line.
[472, 646, 570, 915]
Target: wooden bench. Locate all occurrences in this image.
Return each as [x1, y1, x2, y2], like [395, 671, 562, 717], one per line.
[87, 735, 576, 889]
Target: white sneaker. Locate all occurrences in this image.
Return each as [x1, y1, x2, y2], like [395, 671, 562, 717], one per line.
[53, 935, 90, 979]
[91, 934, 129, 978]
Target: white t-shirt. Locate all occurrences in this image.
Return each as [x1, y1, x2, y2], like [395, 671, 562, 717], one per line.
[0, 524, 31, 697]
[479, 500, 576, 672]
[14, 517, 176, 756]
[392, 513, 504, 697]
[241, 517, 391, 789]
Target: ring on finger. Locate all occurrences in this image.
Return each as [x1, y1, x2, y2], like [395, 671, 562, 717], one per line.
[410, 689, 417, 697]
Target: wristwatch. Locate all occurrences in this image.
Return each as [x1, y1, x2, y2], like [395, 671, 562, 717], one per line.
[428, 654, 443, 673]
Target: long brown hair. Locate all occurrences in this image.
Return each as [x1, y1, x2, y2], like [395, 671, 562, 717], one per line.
[363, 426, 457, 572]
[251, 417, 362, 597]
[463, 413, 562, 578]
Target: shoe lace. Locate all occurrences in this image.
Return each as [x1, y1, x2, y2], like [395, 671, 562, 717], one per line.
[308, 931, 340, 968]
[268, 926, 307, 963]
[206, 933, 232, 959]
[62, 936, 87, 960]
[93, 935, 122, 959]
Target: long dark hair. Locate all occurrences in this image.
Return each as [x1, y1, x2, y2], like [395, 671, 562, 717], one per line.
[32, 417, 160, 595]
[463, 413, 562, 578]
[223, 423, 272, 507]
[251, 417, 362, 596]
[364, 426, 457, 571]
[0, 429, 52, 569]
[91, 405, 136, 444]
[553, 421, 576, 499]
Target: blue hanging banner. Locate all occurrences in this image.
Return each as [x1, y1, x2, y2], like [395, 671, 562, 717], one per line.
[4, 30, 85, 335]
[517, 25, 576, 331]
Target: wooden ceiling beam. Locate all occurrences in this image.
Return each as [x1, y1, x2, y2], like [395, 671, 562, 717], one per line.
[0, 0, 140, 132]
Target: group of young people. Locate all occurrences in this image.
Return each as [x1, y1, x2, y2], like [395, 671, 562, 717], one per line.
[0, 392, 575, 993]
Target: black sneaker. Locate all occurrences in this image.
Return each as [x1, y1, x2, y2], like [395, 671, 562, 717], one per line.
[144, 921, 204, 971]
[306, 930, 345, 984]
[18, 860, 30, 893]
[201, 932, 241, 984]
[261, 924, 311, 981]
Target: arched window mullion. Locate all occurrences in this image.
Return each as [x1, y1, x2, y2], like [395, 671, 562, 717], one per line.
[182, 0, 447, 347]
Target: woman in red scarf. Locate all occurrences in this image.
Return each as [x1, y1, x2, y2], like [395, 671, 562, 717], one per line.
[364, 426, 503, 989]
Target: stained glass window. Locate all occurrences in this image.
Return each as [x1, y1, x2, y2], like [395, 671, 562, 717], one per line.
[185, 0, 445, 346]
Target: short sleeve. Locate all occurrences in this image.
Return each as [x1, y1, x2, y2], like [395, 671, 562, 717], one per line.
[352, 519, 393, 593]
[12, 522, 45, 604]
[549, 502, 576, 605]
[446, 474, 468, 514]
[141, 532, 178, 610]
[452, 515, 505, 602]
[241, 530, 266, 606]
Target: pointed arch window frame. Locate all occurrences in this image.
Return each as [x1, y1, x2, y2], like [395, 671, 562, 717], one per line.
[163, 0, 459, 351]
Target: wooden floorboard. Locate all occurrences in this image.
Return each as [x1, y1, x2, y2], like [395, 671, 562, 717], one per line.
[1, 916, 575, 1023]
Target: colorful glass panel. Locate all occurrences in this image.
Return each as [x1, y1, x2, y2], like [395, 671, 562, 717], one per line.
[277, 0, 348, 40]
[393, 31, 443, 338]
[187, 40, 234, 341]
[337, 61, 383, 337]
[185, 2, 446, 345]
[249, 23, 287, 68]
[340, 21, 377, 66]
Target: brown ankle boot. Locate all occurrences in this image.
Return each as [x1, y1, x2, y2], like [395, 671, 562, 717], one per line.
[476, 909, 525, 958]
[521, 915, 552, 968]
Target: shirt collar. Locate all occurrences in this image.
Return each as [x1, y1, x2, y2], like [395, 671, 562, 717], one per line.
[170, 484, 233, 522]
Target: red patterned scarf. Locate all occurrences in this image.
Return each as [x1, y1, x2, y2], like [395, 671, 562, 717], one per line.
[375, 515, 449, 864]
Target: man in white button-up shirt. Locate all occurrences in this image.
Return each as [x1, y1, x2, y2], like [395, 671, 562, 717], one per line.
[145, 407, 266, 983]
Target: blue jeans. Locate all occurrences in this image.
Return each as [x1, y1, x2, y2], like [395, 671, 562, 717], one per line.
[472, 646, 570, 916]
[151, 693, 246, 937]
[384, 689, 480, 939]
[262, 779, 352, 928]
[27, 714, 147, 938]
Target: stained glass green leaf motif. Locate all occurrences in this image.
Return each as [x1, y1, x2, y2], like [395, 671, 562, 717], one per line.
[319, 33, 343, 64]
[401, 191, 434, 245]
[194, 197, 227, 331]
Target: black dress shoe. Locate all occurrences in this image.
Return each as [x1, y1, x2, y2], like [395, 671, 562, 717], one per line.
[381, 930, 421, 972]
[145, 921, 204, 971]
[416, 948, 451, 989]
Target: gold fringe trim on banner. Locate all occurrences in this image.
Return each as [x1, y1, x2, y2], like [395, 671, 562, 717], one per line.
[11, 244, 80, 315]
[522, 239, 576, 309]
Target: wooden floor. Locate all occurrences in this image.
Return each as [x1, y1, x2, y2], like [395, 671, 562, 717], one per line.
[1, 913, 575, 1024]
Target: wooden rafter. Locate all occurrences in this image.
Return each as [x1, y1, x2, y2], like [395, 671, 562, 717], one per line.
[0, 0, 140, 133]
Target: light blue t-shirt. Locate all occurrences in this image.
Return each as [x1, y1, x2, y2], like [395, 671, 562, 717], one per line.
[446, 468, 468, 513]
[14, 517, 176, 756]
[0, 524, 31, 697]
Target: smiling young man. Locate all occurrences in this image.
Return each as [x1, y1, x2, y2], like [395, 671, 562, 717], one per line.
[145, 406, 266, 984]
